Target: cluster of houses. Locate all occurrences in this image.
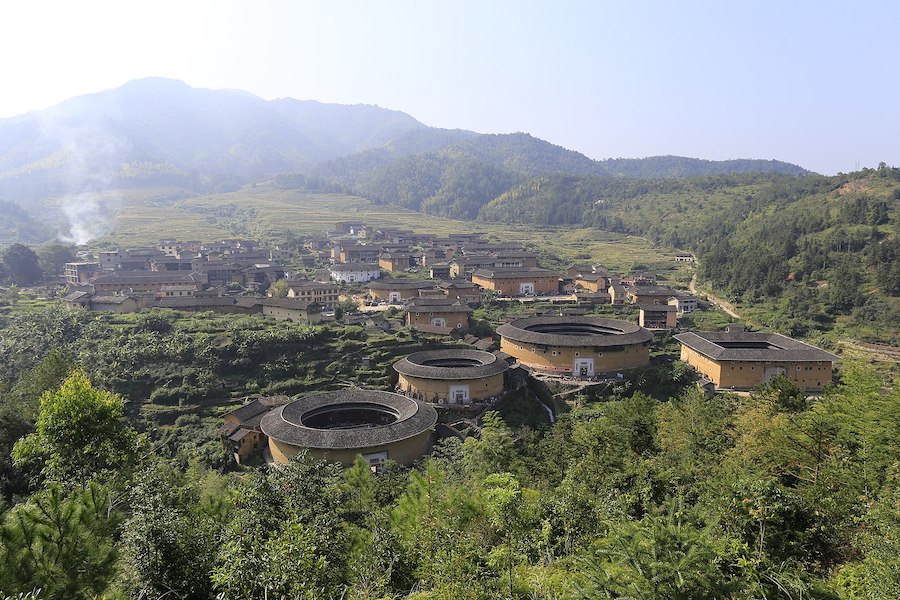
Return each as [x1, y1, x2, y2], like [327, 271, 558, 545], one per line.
[59, 225, 700, 333]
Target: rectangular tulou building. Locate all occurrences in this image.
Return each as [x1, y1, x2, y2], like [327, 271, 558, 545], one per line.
[675, 330, 839, 392]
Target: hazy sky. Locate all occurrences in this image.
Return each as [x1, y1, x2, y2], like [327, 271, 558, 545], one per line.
[2, 0, 898, 175]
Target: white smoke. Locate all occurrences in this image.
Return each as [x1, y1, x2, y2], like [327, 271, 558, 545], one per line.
[37, 104, 128, 245]
[59, 194, 111, 245]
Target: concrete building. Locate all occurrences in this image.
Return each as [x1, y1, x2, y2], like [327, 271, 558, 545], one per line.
[393, 349, 508, 405]
[260, 390, 438, 467]
[497, 316, 653, 377]
[286, 281, 341, 307]
[675, 330, 839, 391]
[668, 295, 698, 314]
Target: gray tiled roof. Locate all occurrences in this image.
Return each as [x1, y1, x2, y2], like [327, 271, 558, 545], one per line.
[368, 278, 434, 290]
[260, 390, 437, 450]
[406, 299, 472, 313]
[674, 331, 839, 362]
[394, 349, 509, 380]
[472, 267, 560, 278]
[497, 316, 652, 347]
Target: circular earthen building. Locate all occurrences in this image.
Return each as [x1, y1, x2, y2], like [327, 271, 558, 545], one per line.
[497, 316, 652, 376]
[260, 389, 438, 467]
[393, 349, 508, 405]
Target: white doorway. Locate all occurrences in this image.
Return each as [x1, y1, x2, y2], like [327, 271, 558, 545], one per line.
[574, 358, 594, 377]
[449, 385, 470, 404]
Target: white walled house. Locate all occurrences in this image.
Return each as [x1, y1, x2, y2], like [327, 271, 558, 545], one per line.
[330, 263, 381, 283]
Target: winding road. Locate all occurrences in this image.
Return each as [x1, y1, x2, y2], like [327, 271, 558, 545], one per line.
[689, 274, 741, 319]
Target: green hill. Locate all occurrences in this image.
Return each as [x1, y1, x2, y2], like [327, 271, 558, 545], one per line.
[479, 167, 900, 344]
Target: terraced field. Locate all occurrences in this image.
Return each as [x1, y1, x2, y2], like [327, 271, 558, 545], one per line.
[72, 182, 691, 279]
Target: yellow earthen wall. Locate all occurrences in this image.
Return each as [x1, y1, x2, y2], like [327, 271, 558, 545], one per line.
[407, 311, 470, 331]
[268, 429, 434, 466]
[680, 346, 833, 391]
[471, 274, 559, 296]
[397, 373, 505, 402]
[500, 338, 650, 373]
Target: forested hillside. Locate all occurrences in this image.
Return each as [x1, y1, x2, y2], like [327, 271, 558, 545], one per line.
[0, 303, 897, 598]
[307, 133, 811, 219]
[479, 166, 900, 344]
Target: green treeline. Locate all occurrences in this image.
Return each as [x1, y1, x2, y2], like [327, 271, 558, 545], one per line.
[478, 168, 900, 344]
[0, 350, 898, 598]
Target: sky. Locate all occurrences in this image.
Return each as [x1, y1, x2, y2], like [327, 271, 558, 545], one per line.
[1, 0, 898, 175]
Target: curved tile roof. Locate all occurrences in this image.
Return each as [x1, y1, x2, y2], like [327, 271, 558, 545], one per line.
[260, 390, 437, 450]
[497, 316, 652, 347]
[394, 349, 509, 380]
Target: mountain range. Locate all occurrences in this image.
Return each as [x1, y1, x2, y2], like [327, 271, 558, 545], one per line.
[0, 78, 812, 231]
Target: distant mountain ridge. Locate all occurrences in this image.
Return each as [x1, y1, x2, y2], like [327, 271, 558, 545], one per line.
[0, 78, 813, 241]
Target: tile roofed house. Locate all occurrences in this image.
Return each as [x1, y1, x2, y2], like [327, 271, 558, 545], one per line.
[471, 267, 561, 297]
[368, 278, 435, 303]
[406, 297, 472, 334]
[625, 285, 679, 305]
[674, 330, 839, 391]
[222, 395, 292, 463]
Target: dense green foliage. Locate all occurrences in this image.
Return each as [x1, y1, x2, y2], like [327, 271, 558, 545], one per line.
[478, 168, 900, 344]
[0, 347, 896, 598]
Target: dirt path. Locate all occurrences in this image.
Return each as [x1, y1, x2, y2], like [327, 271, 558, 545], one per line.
[689, 274, 741, 319]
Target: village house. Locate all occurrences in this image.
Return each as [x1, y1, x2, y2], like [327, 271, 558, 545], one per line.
[668, 295, 698, 314]
[638, 304, 678, 330]
[335, 244, 381, 264]
[574, 273, 610, 292]
[406, 297, 472, 334]
[378, 252, 414, 272]
[330, 263, 381, 283]
[221, 395, 291, 463]
[608, 281, 628, 305]
[449, 255, 502, 279]
[675, 328, 839, 392]
[429, 263, 452, 279]
[368, 278, 434, 303]
[626, 285, 680, 305]
[471, 267, 561, 297]
[98, 251, 120, 270]
[257, 298, 323, 324]
[89, 271, 208, 294]
[285, 281, 341, 307]
[157, 284, 199, 298]
[438, 280, 482, 305]
[64, 262, 102, 285]
[491, 251, 539, 268]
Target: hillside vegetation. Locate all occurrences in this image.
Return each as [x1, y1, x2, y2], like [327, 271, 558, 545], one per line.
[479, 166, 900, 345]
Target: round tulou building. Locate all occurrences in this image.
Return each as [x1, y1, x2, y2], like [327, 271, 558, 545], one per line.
[497, 315, 652, 377]
[260, 389, 438, 467]
[393, 349, 509, 405]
